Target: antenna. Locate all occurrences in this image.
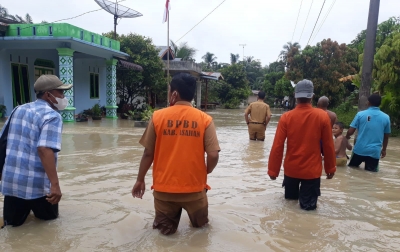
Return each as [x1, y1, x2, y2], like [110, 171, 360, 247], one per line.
[95, 0, 143, 39]
[239, 44, 246, 62]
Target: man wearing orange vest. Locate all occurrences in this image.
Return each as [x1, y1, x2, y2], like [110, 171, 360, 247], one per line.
[132, 73, 220, 235]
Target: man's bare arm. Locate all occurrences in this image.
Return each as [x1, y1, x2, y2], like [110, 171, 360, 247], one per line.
[38, 147, 61, 204]
[132, 148, 154, 199]
[346, 127, 356, 139]
[206, 150, 219, 174]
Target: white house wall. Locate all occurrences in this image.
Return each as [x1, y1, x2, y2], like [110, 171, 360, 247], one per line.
[0, 49, 59, 116]
[73, 58, 107, 113]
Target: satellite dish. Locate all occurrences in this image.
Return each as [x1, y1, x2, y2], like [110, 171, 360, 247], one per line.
[95, 0, 143, 39]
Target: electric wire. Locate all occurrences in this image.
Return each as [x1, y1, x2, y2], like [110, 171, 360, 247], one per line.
[306, 0, 327, 46]
[310, 0, 337, 44]
[175, 0, 227, 43]
[298, 0, 314, 42]
[291, 0, 304, 43]
[8, 0, 127, 31]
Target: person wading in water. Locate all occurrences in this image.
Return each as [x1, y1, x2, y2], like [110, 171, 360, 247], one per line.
[244, 91, 272, 141]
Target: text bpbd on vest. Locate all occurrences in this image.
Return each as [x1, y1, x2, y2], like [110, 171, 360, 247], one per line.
[163, 120, 201, 137]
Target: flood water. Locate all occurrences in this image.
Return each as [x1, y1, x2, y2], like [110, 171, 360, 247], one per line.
[1, 108, 400, 251]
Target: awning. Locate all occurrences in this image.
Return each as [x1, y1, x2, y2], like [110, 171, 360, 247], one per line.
[117, 59, 143, 71]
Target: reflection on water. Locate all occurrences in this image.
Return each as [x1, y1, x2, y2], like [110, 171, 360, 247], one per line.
[1, 109, 400, 251]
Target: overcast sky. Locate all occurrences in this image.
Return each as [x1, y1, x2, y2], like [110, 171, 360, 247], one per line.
[4, 0, 399, 66]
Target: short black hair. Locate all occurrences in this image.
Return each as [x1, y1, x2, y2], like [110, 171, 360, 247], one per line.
[334, 121, 345, 129]
[258, 91, 266, 99]
[297, 98, 312, 104]
[170, 73, 197, 102]
[368, 94, 381, 107]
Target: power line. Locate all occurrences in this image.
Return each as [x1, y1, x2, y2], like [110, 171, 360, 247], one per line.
[310, 0, 337, 44]
[176, 0, 226, 43]
[306, 0, 327, 46]
[298, 0, 314, 42]
[8, 0, 127, 31]
[291, 0, 304, 42]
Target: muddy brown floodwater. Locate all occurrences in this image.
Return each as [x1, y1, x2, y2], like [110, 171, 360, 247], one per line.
[1, 108, 400, 252]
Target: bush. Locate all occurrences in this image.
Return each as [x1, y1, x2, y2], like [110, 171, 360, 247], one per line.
[332, 108, 357, 128]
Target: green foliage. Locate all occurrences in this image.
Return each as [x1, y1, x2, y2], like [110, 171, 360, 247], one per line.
[274, 77, 293, 98]
[350, 16, 400, 54]
[170, 40, 197, 61]
[331, 107, 358, 129]
[202, 52, 217, 67]
[217, 64, 251, 108]
[124, 110, 135, 119]
[373, 32, 400, 126]
[0, 104, 6, 114]
[141, 105, 155, 122]
[285, 39, 358, 107]
[92, 104, 102, 117]
[103, 32, 166, 108]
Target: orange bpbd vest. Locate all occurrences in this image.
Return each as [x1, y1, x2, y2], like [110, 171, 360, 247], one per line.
[151, 105, 212, 193]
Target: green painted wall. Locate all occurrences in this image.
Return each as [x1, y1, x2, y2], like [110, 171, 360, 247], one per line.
[6, 23, 120, 51]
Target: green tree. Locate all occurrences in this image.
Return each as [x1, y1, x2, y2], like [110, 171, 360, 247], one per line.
[202, 52, 217, 68]
[373, 31, 400, 125]
[230, 53, 240, 64]
[104, 32, 166, 108]
[280, 42, 301, 65]
[170, 40, 197, 61]
[217, 64, 251, 108]
[286, 39, 358, 107]
[350, 16, 400, 54]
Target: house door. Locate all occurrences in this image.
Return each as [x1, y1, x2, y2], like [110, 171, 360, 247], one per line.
[11, 64, 31, 107]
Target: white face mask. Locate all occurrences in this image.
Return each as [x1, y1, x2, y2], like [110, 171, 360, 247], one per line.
[49, 92, 68, 111]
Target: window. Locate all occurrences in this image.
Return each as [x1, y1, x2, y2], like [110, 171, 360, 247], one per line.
[91, 34, 94, 43]
[109, 40, 111, 48]
[33, 27, 36, 36]
[11, 64, 31, 107]
[100, 37, 103, 45]
[49, 26, 53, 36]
[80, 30, 84, 40]
[34, 67, 54, 82]
[90, 73, 99, 99]
[17, 27, 20, 36]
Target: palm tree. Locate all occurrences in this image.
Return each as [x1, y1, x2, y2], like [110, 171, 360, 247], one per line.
[202, 52, 217, 67]
[170, 40, 197, 61]
[230, 53, 240, 64]
[279, 42, 301, 63]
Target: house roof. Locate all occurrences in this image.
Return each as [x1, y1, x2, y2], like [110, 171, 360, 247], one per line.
[0, 16, 22, 24]
[117, 59, 143, 71]
[201, 72, 224, 81]
[156, 46, 175, 59]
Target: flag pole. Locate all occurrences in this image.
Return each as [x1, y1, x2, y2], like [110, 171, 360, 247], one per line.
[167, 8, 170, 106]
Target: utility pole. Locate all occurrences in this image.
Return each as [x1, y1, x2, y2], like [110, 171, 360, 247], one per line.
[239, 44, 246, 62]
[354, 0, 380, 145]
[358, 0, 380, 111]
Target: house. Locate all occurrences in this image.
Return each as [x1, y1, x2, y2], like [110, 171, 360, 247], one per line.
[155, 46, 222, 109]
[0, 20, 140, 121]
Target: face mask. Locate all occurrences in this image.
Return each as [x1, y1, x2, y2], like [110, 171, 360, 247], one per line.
[49, 92, 68, 111]
[169, 91, 177, 107]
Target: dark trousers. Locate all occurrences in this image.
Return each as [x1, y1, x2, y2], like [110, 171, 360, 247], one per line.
[2, 196, 59, 227]
[283, 175, 321, 211]
[348, 153, 380, 172]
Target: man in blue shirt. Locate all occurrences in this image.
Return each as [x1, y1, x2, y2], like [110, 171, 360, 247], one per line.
[1, 75, 71, 227]
[346, 94, 391, 172]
